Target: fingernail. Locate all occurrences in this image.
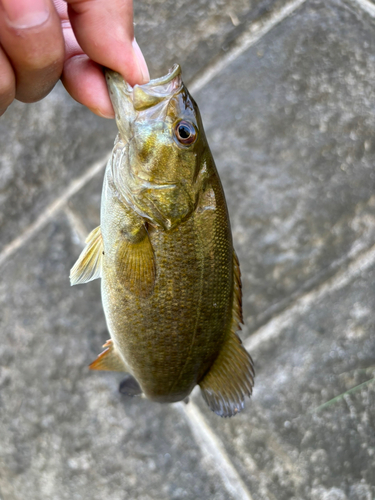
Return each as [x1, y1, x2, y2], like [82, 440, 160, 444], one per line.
[1, 0, 50, 28]
[88, 106, 115, 119]
[132, 39, 150, 84]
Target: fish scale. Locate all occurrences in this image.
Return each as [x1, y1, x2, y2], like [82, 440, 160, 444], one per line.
[70, 64, 254, 417]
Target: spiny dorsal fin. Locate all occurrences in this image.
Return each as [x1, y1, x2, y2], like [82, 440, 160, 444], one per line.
[116, 228, 155, 298]
[232, 250, 244, 330]
[199, 250, 254, 417]
[70, 226, 103, 285]
[89, 339, 127, 372]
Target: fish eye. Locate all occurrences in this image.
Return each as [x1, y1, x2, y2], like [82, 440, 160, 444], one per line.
[174, 120, 197, 145]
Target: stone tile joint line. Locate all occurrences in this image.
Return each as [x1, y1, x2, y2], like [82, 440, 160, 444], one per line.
[246, 241, 375, 352]
[0, 155, 109, 268]
[177, 401, 256, 500]
[349, 0, 375, 17]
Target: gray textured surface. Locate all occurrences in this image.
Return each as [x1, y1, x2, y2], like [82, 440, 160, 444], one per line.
[134, 0, 285, 82]
[195, 0, 375, 331]
[0, 216, 233, 500]
[0, 88, 116, 252]
[193, 258, 375, 499]
[1, 0, 375, 499]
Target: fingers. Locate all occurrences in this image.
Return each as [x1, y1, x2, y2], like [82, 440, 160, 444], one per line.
[0, 0, 148, 118]
[66, 0, 149, 87]
[0, 0, 65, 103]
[0, 46, 15, 115]
[63, 55, 115, 118]
[55, 1, 114, 118]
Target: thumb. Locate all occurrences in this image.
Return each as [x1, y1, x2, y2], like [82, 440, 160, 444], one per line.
[65, 0, 149, 86]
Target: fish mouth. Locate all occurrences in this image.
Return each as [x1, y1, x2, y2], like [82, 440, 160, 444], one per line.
[140, 64, 181, 90]
[106, 64, 182, 112]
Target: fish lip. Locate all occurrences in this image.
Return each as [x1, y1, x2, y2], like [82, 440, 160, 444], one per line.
[140, 64, 181, 90]
[106, 64, 182, 96]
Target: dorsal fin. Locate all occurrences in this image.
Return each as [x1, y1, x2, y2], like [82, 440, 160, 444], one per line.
[232, 250, 244, 329]
[199, 250, 254, 417]
[70, 226, 103, 285]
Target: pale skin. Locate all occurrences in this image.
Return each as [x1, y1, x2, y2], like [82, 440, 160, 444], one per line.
[0, 0, 149, 117]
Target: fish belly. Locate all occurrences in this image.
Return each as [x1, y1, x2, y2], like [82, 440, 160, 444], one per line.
[101, 207, 233, 403]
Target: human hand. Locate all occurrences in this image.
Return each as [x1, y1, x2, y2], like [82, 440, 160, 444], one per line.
[0, 0, 149, 118]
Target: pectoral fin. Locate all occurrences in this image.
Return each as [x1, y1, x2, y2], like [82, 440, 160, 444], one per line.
[199, 251, 254, 417]
[116, 227, 155, 298]
[70, 226, 103, 285]
[89, 339, 128, 372]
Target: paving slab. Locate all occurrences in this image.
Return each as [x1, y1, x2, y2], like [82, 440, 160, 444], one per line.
[191, 0, 375, 331]
[0, 84, 116, 252]
[2, 0, 375, 499]
[134, 0, 289, 82]
[67, 170, 103, 235]
[0, 0, 289, 256]
[191, 253, 375, 500]
[0, 215, 236, 500]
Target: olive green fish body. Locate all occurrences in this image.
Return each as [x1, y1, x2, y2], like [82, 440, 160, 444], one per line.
[71, 65, 254, 417]
[101, 161, 232, 403]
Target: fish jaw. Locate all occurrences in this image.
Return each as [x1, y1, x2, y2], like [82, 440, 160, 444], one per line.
[105, 70, 135, 141]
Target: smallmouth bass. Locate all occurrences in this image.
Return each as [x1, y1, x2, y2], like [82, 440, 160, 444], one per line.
[70, 64, 254, 417]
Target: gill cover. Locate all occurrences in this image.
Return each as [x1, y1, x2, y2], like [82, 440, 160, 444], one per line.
[105, 65, 206, 231]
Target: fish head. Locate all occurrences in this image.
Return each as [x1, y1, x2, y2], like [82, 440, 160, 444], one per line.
[106, 65, 209, 231]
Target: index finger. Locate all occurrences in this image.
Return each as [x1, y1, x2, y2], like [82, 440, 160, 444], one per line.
[65, 0, 149, 87]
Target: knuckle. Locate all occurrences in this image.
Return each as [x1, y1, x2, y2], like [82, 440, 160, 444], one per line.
[24, 48, 64, 74]
[0, 73, 15, 109]
[16, 56, 64, 103]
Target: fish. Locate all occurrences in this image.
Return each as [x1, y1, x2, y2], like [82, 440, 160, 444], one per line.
[70, 64, 254, 417]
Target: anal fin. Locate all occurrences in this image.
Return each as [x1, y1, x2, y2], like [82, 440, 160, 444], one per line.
[199, 333, 254, 417]
[89, 339, 127, 372]
[70, 226, 103, 285]
[116, 227, 155, 298]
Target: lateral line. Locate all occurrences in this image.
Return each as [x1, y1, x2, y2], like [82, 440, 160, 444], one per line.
[177, 400, 256, 500]
[0, 155, 108, 268]
[189, 0, 307, 94]
[245, 242, 375, 352]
